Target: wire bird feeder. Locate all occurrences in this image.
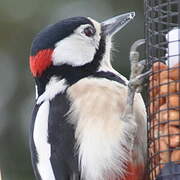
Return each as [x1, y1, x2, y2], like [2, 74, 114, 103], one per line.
[145, 0, 180, 179]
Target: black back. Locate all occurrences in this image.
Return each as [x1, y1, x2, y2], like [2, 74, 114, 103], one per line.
[48, 93, 80, 179]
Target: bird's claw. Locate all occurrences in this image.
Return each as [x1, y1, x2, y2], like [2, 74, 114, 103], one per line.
[129, 69, 151, 93]
[128, 39, 148, 93]
[123, 39, 147, 118]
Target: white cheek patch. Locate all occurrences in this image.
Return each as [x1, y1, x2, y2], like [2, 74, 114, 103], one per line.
[52, 22, 102, 67]
[52, 35, 96, 66]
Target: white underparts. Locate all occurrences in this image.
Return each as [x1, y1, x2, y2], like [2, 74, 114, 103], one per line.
[33, 101, 55, 180]
[37, 77, 67, 104]
[67, 78, 146, 180]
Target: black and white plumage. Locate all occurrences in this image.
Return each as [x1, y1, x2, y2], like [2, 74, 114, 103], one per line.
[29, 13, 147, 180]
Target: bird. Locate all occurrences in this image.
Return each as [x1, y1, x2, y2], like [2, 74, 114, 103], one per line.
[29, 12, 147, 180]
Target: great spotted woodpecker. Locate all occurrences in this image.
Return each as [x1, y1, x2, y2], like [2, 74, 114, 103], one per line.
[29, 13, 147, 180]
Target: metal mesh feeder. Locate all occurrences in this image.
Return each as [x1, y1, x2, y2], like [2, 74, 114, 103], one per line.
[145, 0, 180, 179]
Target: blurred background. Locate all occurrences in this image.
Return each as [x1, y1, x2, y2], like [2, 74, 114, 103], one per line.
[0, 0, 144, 179]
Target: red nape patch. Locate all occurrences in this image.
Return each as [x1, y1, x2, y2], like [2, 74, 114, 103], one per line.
[29, 49, 53, 77]
[115, 163, 145, 180]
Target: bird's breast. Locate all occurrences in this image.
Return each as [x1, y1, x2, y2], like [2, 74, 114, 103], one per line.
[67, 77, 146, 180]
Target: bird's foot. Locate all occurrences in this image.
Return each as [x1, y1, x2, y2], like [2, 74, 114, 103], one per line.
[121, 39, 149, 152]
[128, 60, 151, 93]
[123, 39, 149, 118]
[128, 39, 151, 93]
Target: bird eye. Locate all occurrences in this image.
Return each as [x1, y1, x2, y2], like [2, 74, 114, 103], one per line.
[83, 26, 96, 37]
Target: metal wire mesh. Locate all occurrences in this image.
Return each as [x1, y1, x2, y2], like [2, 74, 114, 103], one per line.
[145, 0, 180, 179]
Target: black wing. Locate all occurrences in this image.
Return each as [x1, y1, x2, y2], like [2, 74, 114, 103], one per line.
[48, 92, 80, 180]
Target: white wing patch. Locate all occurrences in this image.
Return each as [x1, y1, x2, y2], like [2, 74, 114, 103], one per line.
[37, 77, 67, 104]
[33, 101, 55, 180]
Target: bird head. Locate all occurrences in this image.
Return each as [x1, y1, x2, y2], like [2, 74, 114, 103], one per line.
[29, 13, 135, 95]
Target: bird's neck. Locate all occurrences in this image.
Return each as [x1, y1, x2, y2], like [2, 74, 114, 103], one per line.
[35, 59, 101, 97]
[34, 60, 128, 104]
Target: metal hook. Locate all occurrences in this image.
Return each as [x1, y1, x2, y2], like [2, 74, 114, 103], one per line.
[130, 39, 145, 52]
[129, 39, 146, 71]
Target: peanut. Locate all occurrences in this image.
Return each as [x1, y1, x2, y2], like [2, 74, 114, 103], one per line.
[149, 80, 159, 98]
[176, 82, 180, 92]
[167, 94, 180, 108]
[149, 142, 161, 166]
[157, 104, 180, 125]
[158, 64, 180, 81]
[150, 96, 166, 114]
[152, 62, 168, 73]
[163, 125, 180, 148]
[149, 62, 168, 83]
[159, 79, 176, 95]
[158, 109, 180, 123]
[150, 122, 164, 139]
[171, 150, 180, 162]
[159, 71, 169, 81]
[169, 65, 180, 80]
[155, 139, 169, 162]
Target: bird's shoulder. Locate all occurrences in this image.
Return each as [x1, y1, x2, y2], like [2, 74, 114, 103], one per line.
[67, 71, 128, 101]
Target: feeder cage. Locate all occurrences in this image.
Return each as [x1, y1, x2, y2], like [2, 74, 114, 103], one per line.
[145, 0, 180, 179]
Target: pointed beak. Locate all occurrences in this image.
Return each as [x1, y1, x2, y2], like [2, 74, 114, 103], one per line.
[101, 12, 135, 37]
